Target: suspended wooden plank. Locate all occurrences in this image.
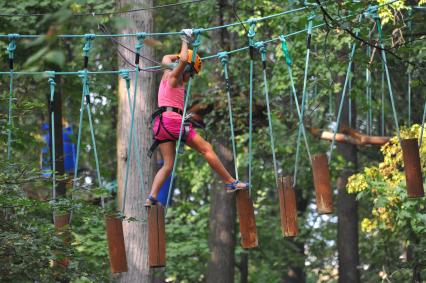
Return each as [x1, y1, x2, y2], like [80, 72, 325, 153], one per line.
[278, 176, 298, 237]
[148, 205, 166, 267]
[53, 213, 70, 268]
[401, 138, 424, 198]
[311, 153, 333, 214]
[106, 215, 128, 273]
[236, 189, 258, 249]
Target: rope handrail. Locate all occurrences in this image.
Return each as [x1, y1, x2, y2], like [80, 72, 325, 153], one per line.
[0, 1, 402, 77]
[0, 5, 309, 39]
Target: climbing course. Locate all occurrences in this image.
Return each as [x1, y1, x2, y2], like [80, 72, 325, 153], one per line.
[1, 0, 424, 278]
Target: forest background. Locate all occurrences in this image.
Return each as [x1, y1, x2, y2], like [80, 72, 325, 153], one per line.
[0, 0, 425, 282]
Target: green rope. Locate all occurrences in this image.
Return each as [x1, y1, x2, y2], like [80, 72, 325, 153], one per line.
[247, 21, 256, 197]
[280, 36, 312, 186]
[256, 41, 279, 187]
[120, 67, 145, 214]
[218, 52, 239, 180]
[6, 35, 17, 160]
[375, 14, 401, 143]
[48, 74, 57, 200]
[166, 30, 202, 214]
[294, 13, 314, 183]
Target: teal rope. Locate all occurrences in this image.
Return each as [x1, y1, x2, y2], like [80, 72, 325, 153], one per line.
[0, 0, 401, 39]
[408, 8, 412, 126]
[48, 74, 57, 200]
[281, 39, 312, 186]
[218, 52, 239, 180]
[120, 67, 145, 214]
[6, 35, 17, 160]
[256, 42, 279, 187]
[166, 31, 202, 214]
[293, 14, 314, 183]
[328, 41, 358, 162]
[247, 21, 256, 197]
[84, 76, 105, 208]
[375, 15, 401, 143]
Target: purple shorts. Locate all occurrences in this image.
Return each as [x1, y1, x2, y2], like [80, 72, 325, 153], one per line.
[153, 116, 197, 143]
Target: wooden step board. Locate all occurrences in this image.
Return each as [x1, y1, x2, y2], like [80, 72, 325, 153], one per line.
[106, 215, 128, 273]
[236, 189, 258, 249]
[278, 176, 298, 237]
[401, 138, 424, 198]
[53, 213, 70, 268]
[311, 153, 333, 214]
[148, 205, 166, 268]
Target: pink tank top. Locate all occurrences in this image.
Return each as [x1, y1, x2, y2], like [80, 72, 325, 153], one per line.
[158, 79, 185, 119]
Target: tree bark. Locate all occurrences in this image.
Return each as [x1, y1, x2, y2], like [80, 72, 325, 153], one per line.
[206, 140, 236, 283]
[116, 0, 156, 282]
[206, 1, 236, 282]
[336, 83, 360, 283]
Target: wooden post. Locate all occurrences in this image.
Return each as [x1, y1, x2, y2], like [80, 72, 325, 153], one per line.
[106, 215, 128, 273]
[236, 190, 258, 248]
[148, 205, 166, 267]
[311, 154, 333, 214]
[278, 176, 298, 237]
[401, 139, 424, 198]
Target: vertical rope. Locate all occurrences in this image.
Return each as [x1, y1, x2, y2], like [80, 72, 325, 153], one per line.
[256, 42, 279, 187]
[293, 13, 314, 183]
[120, 68, 144, 213]
[166, 30, 203, 214]
[280, 36, 312, 186]
[6, 34, 18, 160]
[48, 74, 57, 200]
[408, 8, 412, 126]
[247, 20, 256, 197]
[328, 41, 358, 162]
[381, 61, 385, 135]
[375, 14, 401, 143]
[218, 52, 239, 180]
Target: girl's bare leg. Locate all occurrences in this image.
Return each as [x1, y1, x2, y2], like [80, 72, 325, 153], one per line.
[186, 134, 247, 189]
[146, 141, 176, 205]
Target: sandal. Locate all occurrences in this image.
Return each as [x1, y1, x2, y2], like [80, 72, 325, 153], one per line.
[144, 195, 158, 207]
[225, 180, 249, 193]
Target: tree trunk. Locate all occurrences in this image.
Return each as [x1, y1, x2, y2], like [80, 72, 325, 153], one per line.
[206, 1, 236, 282]
[336, 81, 360, 283]
[206, 140, 236, 283]
[116, 1, 156, 282]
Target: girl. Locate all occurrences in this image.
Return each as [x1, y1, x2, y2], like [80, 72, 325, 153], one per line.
[145, 30, 249, 206]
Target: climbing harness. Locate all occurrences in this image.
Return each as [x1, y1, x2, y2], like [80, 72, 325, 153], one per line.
[147, 106, 193, 158]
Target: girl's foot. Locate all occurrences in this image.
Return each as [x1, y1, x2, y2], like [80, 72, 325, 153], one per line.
[225, 180, 249, 193]
[144, 195, 158, 207]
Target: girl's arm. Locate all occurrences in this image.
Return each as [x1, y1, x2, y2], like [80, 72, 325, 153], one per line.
[163, 40, 189, 87]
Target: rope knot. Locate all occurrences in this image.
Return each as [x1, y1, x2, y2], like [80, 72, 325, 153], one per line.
[83, 34, 96, 55]
[191, 30, 202, 48]
[47, 71, 56, 86]
[6, 34, 18, 59]
[279, 35, 293, 67]
[247, 20, 256, 40]
[119, 69, 131, 89]
[217, 52, 228, 66]
[364, 5, 379, 19]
